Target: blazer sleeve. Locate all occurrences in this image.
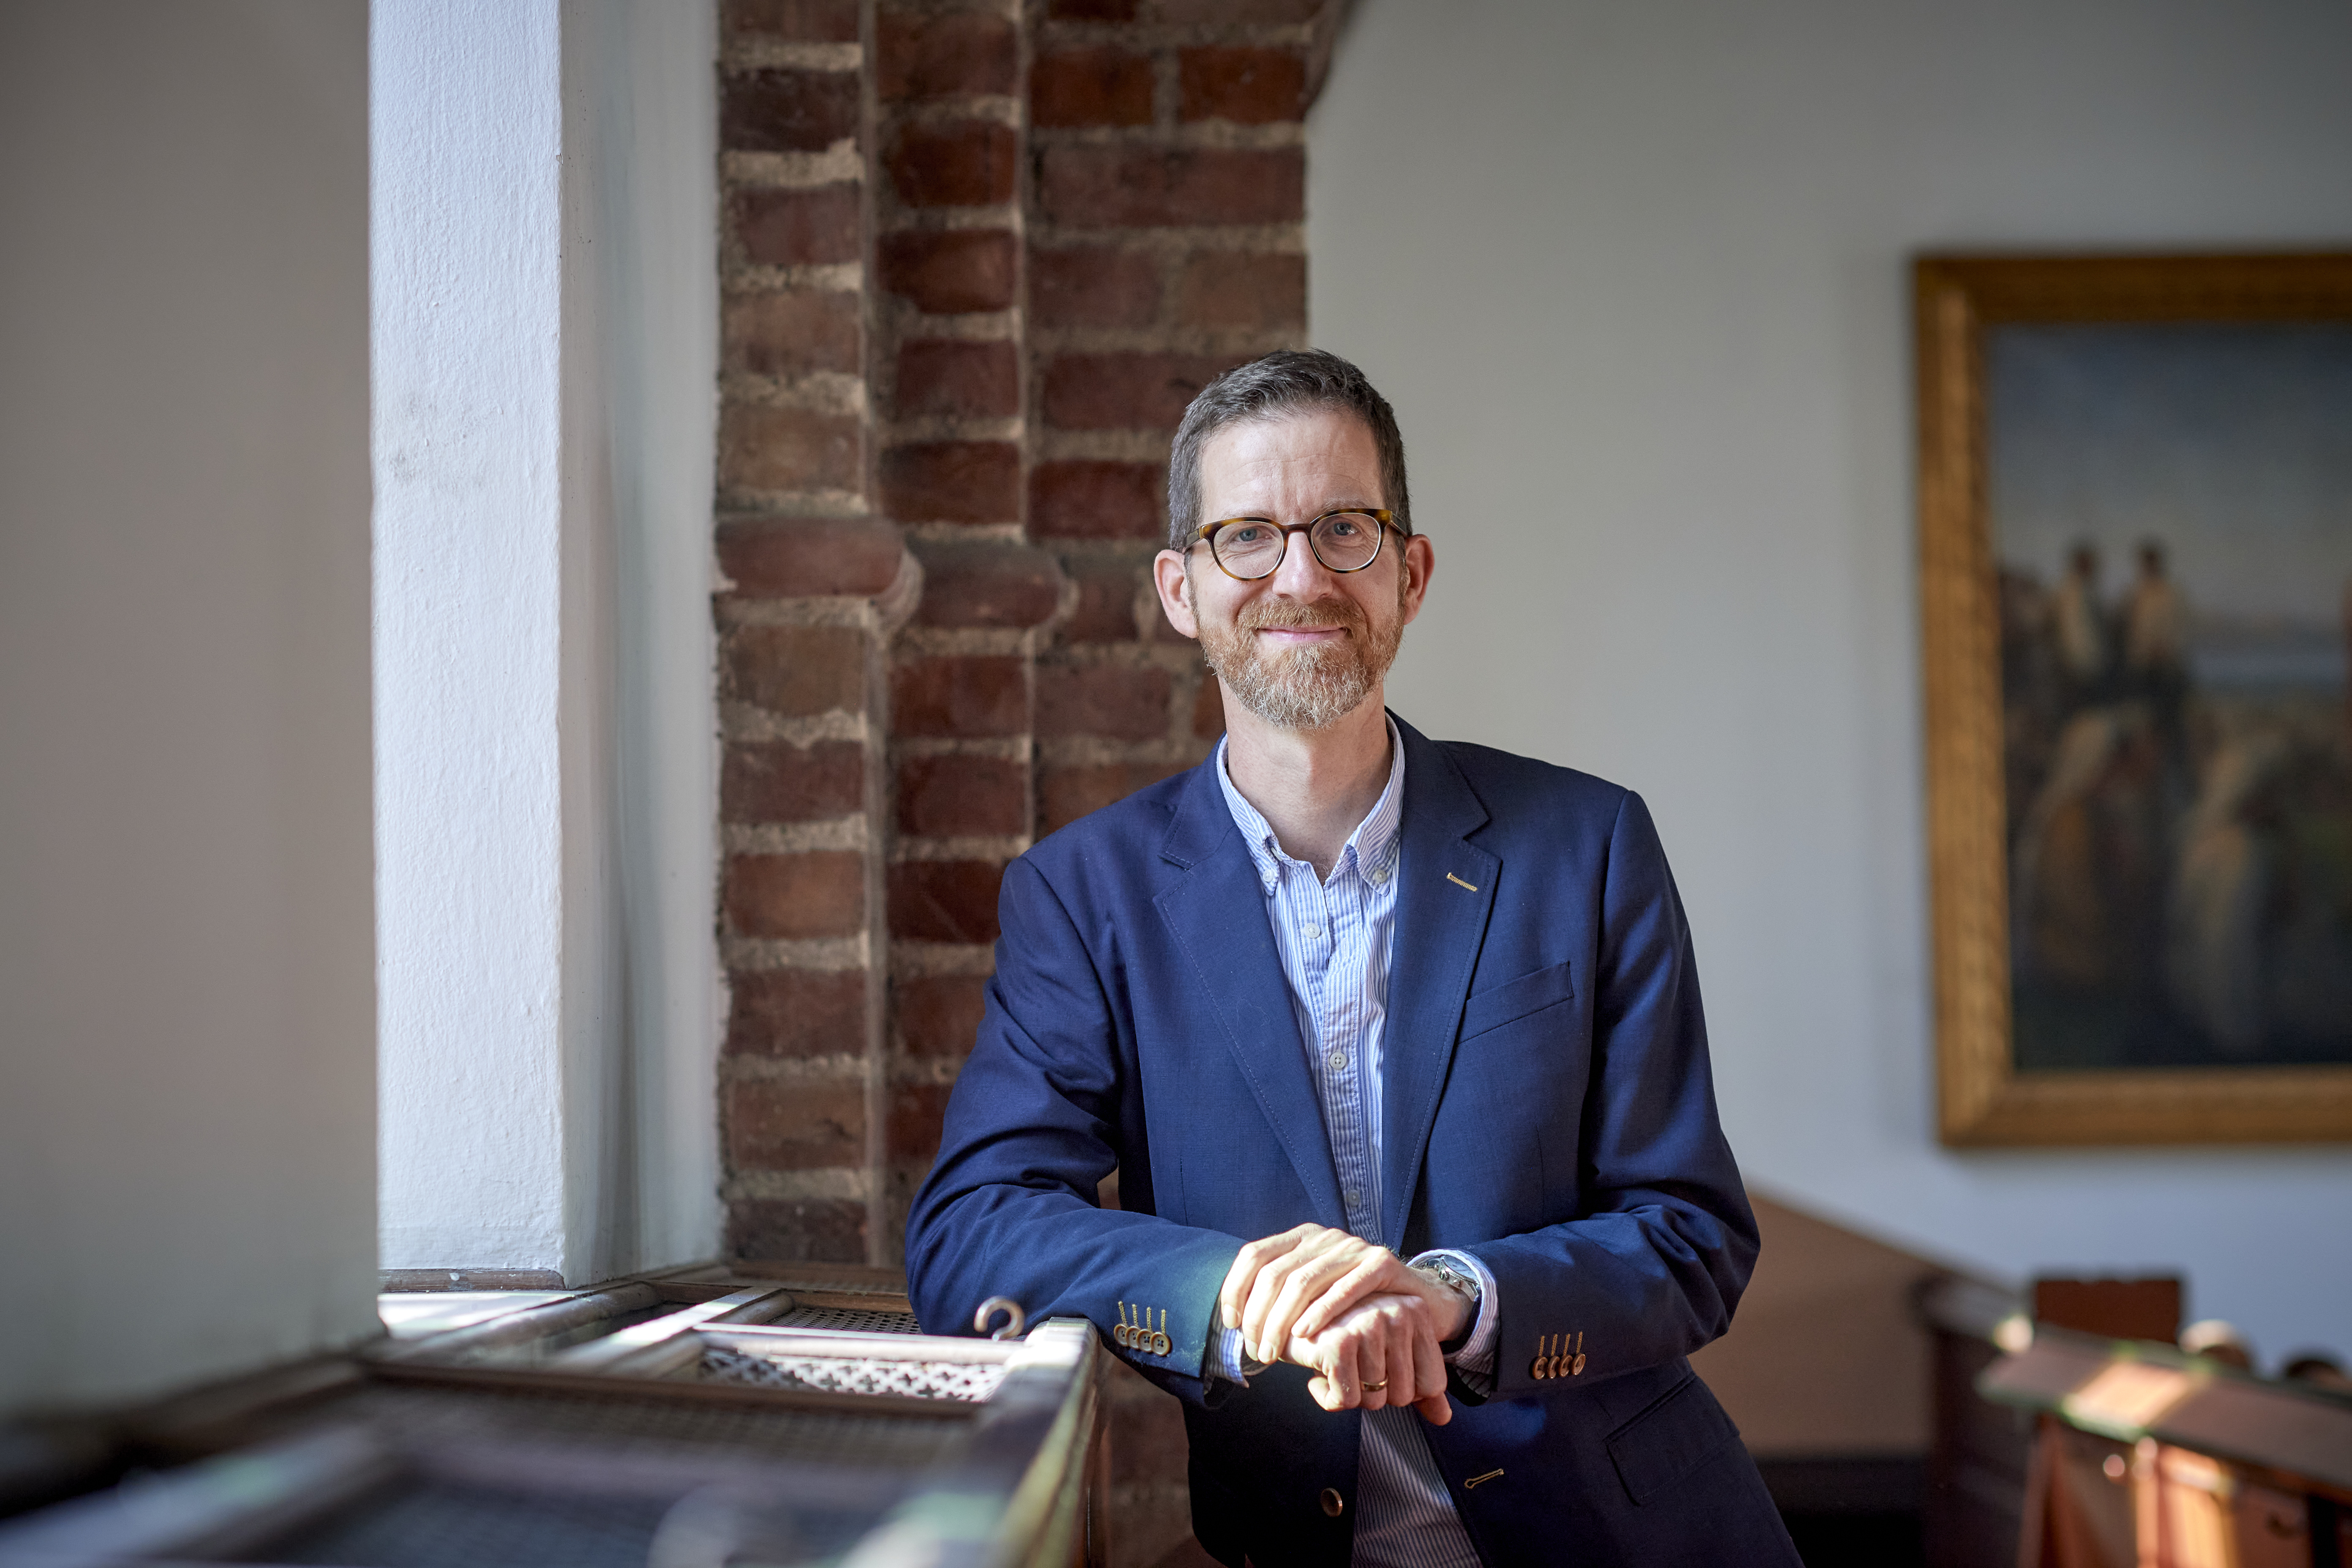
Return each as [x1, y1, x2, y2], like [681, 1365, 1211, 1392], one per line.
[903, 853, 1246, 1406]
[1455, 789, 1761, 1404]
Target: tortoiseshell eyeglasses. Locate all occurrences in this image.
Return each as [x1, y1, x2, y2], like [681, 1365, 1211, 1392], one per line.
[1189, 509, 1400, 580]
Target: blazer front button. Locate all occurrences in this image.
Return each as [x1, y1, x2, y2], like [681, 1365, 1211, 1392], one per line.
[1320, 1487, 1345, 1517]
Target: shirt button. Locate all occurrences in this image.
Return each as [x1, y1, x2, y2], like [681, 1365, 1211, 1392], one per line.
[1345, 1187, 1362, 1204]
[1303, 924, 1324, 941]
[1326, 1050, 1345, 1072]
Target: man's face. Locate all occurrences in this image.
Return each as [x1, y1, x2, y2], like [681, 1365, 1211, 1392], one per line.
[1152, 408, 1434, 730]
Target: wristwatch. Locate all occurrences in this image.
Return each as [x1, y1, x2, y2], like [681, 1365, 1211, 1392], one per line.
[1410, 1255, 1481, 1352]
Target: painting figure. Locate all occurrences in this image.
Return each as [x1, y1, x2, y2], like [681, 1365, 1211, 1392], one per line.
[2053, 543, 2110, 701]
[1988, 320, 2352, 1070]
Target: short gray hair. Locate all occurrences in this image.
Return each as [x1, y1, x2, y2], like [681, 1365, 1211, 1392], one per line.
[1165, 349, 1412, 551]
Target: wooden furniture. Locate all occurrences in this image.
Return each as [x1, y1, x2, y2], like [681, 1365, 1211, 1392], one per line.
[1983, 1327, 2352, 1568]
[1921, 1275, 2042, 1568]
[0, 1265, 1108, 1568]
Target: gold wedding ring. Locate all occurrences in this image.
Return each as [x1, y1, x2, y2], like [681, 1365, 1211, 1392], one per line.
[1361, 1380, 1387, 1392]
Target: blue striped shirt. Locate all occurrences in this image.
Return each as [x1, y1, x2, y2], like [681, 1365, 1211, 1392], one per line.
[1209, 721, 1499, 1568]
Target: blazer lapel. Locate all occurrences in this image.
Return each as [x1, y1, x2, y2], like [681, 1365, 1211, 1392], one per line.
[1380, 719, 1497, 1251]
[1154, 758, 1347, 1230]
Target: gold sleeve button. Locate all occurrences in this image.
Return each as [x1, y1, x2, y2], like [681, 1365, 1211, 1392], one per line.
[1320, 1487, 1345, 1517]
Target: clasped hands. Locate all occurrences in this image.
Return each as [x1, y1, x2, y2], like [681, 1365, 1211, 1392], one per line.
[1217, 1223, 1467, 1425]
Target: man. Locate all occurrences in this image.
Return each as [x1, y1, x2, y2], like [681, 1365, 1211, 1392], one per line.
[906, 351, 1794, 1566]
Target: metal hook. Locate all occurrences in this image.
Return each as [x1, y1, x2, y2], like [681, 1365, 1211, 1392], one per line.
[974, 1296, 1026, 1341]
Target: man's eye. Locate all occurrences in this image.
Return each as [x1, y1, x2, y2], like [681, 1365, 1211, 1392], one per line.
[1228, 525, 1269, 544]
[1324, 517, 1363, 537]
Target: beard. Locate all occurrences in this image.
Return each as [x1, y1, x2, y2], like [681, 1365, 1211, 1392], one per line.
[1195, 577, 1407, 731]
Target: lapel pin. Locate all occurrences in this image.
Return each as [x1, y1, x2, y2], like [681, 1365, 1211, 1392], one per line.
[1446, 872, 1479, 892]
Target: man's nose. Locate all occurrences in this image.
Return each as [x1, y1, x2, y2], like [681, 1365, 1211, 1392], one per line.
[1268, 528, 1339, 597]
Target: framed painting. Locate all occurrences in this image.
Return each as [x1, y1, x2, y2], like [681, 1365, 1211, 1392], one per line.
[1918, 253, 2352, 1144]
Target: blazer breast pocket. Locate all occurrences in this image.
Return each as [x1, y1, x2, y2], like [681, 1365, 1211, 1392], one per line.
[1457, 959, 1575, 1042]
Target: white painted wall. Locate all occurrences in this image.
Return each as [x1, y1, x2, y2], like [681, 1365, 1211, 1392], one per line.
[374, 0, 719, 1283]
[0, 1, 377, 1413]
[569, 0, 726, 1275]
[1313, 0, 2352, 1361]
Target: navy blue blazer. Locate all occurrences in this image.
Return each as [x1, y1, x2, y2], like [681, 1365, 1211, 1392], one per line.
[905, 717, 1796, 1566]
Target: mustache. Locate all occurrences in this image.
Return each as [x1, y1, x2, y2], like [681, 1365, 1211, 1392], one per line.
[1238, 597, 1365, 634]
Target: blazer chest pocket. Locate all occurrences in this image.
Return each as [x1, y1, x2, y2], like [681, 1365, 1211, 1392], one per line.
[1606, 1373, 1739, 1505]
[1458, 960, 1574, 1042]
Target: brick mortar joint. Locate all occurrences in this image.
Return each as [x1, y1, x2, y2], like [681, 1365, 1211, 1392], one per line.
[724, 372, 871, 416]
[887, 1056, 967, 1086]
[719, 709, 872, 746]
[724, 934, 872, 972]
[718, 485, 873, 517]
[891, 834, 1030, 862]
[875, 204, 1025, 234]
[722, 1053, 871, 1083]
[722, 1169, 873, 1203]
[1025, 223, 1304, 253]
[882, 95, 1022, 129]
[724, 262, 866, 293]
[1031, 122, 1305, 151]
[889, 942, 999, 977]
[718, 599, 885, 628]
[725, 818, 871, 853]
[723, 144, 866, 191]
[723, 41, 864, 72]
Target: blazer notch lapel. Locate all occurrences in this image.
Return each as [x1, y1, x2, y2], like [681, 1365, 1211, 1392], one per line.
[1380, 724, 1498, 1250]
[1153, 814, 1347, 1231]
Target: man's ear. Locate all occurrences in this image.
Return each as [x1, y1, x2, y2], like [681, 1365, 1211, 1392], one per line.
[1152, 549, 1200, 640]
[1397, 533, 1435, 627]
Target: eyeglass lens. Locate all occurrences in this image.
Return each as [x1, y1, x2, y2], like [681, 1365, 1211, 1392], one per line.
[1211, 512, 1384, 578]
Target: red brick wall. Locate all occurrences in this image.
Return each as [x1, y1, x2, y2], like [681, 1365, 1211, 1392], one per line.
[714, 0, 1334, 1288]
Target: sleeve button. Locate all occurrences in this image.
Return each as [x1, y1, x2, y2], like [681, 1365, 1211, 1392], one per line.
[1320, 1487, 1345, 1517]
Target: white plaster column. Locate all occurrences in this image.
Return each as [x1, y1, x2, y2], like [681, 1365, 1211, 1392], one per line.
[374, 0, 719, 1283]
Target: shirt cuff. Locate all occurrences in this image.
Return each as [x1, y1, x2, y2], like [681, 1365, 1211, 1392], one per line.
[1411, 1248, 1499, 1394]
[1206, 1324, 1267, 1386]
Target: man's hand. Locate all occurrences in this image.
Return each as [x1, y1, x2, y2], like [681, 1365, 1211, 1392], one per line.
[1295, 1292, 1455, 1424]
[1218, 1224, 1471, 1423]
[1219, 1223, 1470, 1360]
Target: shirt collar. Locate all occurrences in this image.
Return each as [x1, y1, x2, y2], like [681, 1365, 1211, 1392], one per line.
[1214, 713, 1407, 893]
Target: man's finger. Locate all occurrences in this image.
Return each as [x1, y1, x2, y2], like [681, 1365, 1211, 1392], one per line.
[1410, 1310, 1447, 1404]
[1218, 1224, 1313, 1329]
[1366, 1319, 1409, 1411]
[1416, 1390, 1453, 1426]
[1383, 1316, 1421, 1413]
[1306, 1334, 1357, 1412]
[1239, 1249, 1304, 1355]
[1241, 1231, 1360, 1359]
[1254, 1247, 1361, 1363]
[1291, 1251, 1399, 1341]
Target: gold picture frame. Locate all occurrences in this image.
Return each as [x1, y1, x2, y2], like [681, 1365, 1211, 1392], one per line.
[1918, 253, 2352, 1145]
